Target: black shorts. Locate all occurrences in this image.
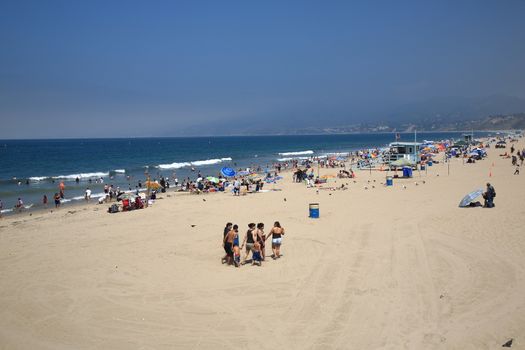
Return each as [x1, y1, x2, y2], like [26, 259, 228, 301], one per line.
[224, 242, 233, 257]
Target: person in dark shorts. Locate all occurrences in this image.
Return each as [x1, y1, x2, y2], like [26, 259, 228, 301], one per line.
[54, 193, 61, 208]
[256, 223, 266, 261]
[483, 183, 496, 208]
[223, 224, 238, 266]
[221, 222, 233, 264]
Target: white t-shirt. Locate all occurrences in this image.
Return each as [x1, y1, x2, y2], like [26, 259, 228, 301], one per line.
[85, 189, 92, 197]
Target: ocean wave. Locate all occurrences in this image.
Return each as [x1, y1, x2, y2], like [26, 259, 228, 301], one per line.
[158, 162, 191, 169]
[54, 172, 109, 180]
[158, 157, 232, 169]
[278, 150, 314, 156]
[277, 156, 311, 162]
[1, 208, 13, 214]
[28, 172, 109, 182]
[114, 169, 126, 174]
[29, 176, 48, 181]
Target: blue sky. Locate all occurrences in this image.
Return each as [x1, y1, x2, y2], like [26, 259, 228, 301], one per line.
[1, 0, 524, 138]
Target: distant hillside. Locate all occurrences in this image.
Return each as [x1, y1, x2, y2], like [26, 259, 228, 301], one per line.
[435, 113, 525, 131]
[171, 95, 525, 136]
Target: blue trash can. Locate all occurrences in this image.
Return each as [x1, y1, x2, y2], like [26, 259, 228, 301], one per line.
[403, 167, 413, 178]
[420, 164, 426, 171]
[309, 203, 319, 218]
[428, 161, 433, 167]
[386, 176, 393, 186]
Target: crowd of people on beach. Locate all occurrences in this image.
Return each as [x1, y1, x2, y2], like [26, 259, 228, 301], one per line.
[222, 221, 285, 267]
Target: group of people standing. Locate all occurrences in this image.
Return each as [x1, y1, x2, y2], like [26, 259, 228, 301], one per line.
[222, 221, 285, 267]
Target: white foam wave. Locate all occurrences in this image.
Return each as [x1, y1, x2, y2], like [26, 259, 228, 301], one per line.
[278, 150, 314, 156]
[1, 208, 13, 214]
[158, 157, 232, 169]
[114, 169, 126, 174]
[158, 162, 191, 169]
[29, 176, 48, 181]
[54, 172, 109, 180]
[192, 159, 226, 166]
[277, 156, 311, 162]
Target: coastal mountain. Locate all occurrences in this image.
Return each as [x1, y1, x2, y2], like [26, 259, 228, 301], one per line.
[170, 95, 525, 136]
[387, 95, 525, 130]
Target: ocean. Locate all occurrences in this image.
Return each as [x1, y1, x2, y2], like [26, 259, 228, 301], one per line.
[0, 132, 488, 213]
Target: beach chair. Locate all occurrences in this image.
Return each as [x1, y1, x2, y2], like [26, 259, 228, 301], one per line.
[135, 196, 144, 209]
[122, 199, 132, 211]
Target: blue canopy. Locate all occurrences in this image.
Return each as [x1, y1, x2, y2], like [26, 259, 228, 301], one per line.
[221, 167, 236, 177]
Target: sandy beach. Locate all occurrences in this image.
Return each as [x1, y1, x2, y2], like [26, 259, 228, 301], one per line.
[1, 139, 524, 349]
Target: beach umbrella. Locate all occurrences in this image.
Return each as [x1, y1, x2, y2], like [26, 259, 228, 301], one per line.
[221, 167, 236, 177]
[459, 188, 484, 207]
[144, 181, 161, 189]
[206, 176, 219, 183]
[117, 193, 136, 201]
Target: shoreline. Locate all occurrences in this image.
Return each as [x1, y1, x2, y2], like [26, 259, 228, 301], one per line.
[0, 131, 495, 215]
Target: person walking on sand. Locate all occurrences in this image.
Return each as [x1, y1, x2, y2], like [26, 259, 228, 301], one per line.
[241, 223, 257, 264]
[483, 183, 496, 208]
[251, 241, 262, 266]
[232, 228, 241, 267]
[266, 221, 285, 259]
[256, 222, 266, 261]
[514, 166, 520, 175]
[43, 194, 48, 207]
[223, 224, 238, 266]
[221, 222, 233, 264]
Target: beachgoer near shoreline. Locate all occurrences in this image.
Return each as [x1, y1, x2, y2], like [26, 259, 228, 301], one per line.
[221, 222, 233, 264]
[54, 193, 61, 208]
[233, 178, 241, 196]
[241, 223, 257, 264]
[85, 188, 91, 201]
[43, 195, 48, 206]
[15, 198, 24, 212]
[0, 199, 3, 218]
[266, 221, 285, 259]
[256, 223, 266, 261]
[223, 224, 238, 266]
